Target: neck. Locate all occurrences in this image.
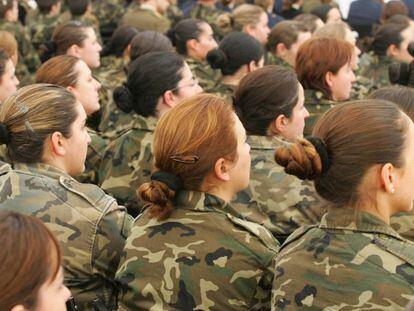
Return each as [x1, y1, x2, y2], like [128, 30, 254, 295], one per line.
[355, 198, 393, 225]
[187, 50, 204, 62]
[206, 188, 233, 203]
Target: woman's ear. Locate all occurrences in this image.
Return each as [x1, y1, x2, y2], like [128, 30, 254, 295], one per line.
[49, 131, 67, 157]
[213, 158, 231, 182]
[162, 90, 177, 108]
[273, 114, 288, 134]
[325, 71, 334, 88]
[66, 44, 81, 58]
[386, 44, 399, 58]
[380, 163, 396, 194]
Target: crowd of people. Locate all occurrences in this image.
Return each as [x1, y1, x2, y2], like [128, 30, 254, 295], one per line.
[1, 0, 414, 310]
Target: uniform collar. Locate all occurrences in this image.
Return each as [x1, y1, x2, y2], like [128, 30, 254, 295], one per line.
[304, 89, 336, 104]
[131, 115, 158, 132]
[247, 135, 286, 150]
[13, 162, 73, 181]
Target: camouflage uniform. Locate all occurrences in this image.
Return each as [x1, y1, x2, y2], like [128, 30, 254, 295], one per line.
[116, 190, 280, 310]
[358, 51, 394, 94]
[185, 56, 220, 90]
[231, 136, 325, 243]
[391, 211, 414, 243]
[0, 162, 133, 310]
[98, 115, 157, 211]
[304, 89, 337, 136]
[207, 80, 236, 105]
[190, 3, 224, 39]
[351, 73, 374, 100]
[92, 0, 126, 42]
[272, 208, 414, 310]
[265, 52, 293, 70]
[167, 4, 184, 27]
[121, 2, 171, 33]
[27, 12, 61, 50]
[0, 145, 9, 163]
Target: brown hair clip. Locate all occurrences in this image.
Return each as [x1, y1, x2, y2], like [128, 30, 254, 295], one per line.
[170, 155, 199, 164]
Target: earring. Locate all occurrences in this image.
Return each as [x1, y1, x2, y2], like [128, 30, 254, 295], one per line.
[390, 187, 395, 194]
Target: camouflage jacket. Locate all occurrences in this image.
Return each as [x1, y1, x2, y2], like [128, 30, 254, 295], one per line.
[116, 190, 280, 310]
[185, 56, 220, 91]
[391, 211, 414, 243]
[231, 136, 325, 243]
[265, 52, 293, 70]
[272, 208, 414, 310]
[92, 0, 126, 38]
[121, 3, 170, 33]
[0, 162, 133, 310]
[359, 51, 394, 93]
[98, 115, 157, 212]
[0, 145, 8, 163]
[167, 4, 184, 27]
[304, 89, 337, 136]
[190, 3, 224, 39]
[27, 12, 61, 50]
[207, 80, 236, 105]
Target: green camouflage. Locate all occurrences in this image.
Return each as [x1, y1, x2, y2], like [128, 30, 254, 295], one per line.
[265, 52, 293, 70]
[167, 4, 184, 27]
[358, 51, 394, 93]
[0, 145, 8, 162]
[207, 80, 236, 105]
[190, 3, 224, 39]
[98, 115, 157, 211]
[231, 136, 325, 243]
[27, 11, 61, 50]
[272, 208, 414, 310]
[304, 89, 337, 136]
[0, 162, 133, 310]
[116, 190, 280, 310]
[185, 56, 220, 90]
[92, 0, 126, 39]
[351, 73, 373, 100]
[391, 211, 414, 243]
[121, 3, 171, 33]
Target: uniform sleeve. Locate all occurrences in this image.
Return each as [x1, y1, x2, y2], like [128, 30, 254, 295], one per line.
[251, 256, 276, 310]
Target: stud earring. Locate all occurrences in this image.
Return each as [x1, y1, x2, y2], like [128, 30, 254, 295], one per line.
[390, 187, 395, 194]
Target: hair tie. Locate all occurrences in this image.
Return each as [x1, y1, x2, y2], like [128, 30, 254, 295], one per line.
[170, 154, 199, 164]
[0, 122, 11, 145]
[306, 136, 330, 174]
[151, 171, 183, 192]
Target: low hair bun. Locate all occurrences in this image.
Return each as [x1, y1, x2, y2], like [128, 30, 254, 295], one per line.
[207, 48, 227, 70]
[38, 41, 57, 63]
[274, 139, 323, 180]
[0, 122, 11, 145]
[113, 84, 133, 113]
[166, 28, 178, 46]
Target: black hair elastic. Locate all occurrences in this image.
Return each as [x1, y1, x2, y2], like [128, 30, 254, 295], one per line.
[306, 136, 330, 174]
[0, 122, 10, 145]
[151, 171, 183, 192]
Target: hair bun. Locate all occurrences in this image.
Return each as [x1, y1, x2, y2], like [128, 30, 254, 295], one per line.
[38, 41, 57, 63]
[0, 122, 11, 145]
[207, 48, 227, 70]
[166, 28, 178, 46]
[113, 84, 133, 113]
[274, 138, 324, 180]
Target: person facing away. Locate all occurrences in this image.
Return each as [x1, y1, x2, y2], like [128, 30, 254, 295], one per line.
[116, 94, 279, 310]
[0, 84, 133, 310]
[272, 99, 414, 310]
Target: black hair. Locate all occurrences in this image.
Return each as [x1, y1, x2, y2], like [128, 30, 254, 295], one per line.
[101, 25, 139, 57]
[207, 32, 264, 76]
[114, 51, 185, 117]
[371, 22, 408, 56]
[129, 31, 173, 62]
[311, 4, 338, 23]
[68, 0, 89, 16]
[167, 18, 205, 56]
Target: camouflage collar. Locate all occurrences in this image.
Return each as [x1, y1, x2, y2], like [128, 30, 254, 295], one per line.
[304, 89, 335, 105]
[176, 190, 244, 219]
[13, 162, 74, 181]
[247, 135, 285, 150]
[0, 160, 11, 175]
[131, 115, 158, 132]
[369, 51, 394, 66]
[100, 56, 125, 71]
[320, 208, 403, 240]
[185, 57, 203, 66]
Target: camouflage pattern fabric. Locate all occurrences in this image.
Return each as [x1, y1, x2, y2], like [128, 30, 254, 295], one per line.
[207, 80, 236, 105]
[98, 115, 157, 212]
[27, 12, 61, 50]
[0, 162, 133, 310]
[185, 56, 220, 91]
[116, 190, 280, 310]
[190, 3, 224, 39]
[92, 0, 126, 41]
[358, 51, 394, 94]
[167, 4, 184, 27]
[304, 89, 337, 136]
[121, 3, 171, 33]
[0, 145, 9, 163]
[231, 136, 325, 243]
[351, 73, 373, 100]
[265, 52, 293, 70]
[391, 211, 414, 243]
[272, 208, 414, 310]
[98, 99, 137, 139]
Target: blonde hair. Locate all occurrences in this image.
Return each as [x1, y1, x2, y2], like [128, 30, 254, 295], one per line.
[218, 4, 265, 34]
[313, 21, 350, 41]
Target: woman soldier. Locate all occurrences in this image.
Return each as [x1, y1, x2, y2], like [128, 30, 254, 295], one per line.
[116, 94, 279, 310]
[0, 84, 132, 310]
[273, 99, 414, 309]
[231, 66, 325, 243]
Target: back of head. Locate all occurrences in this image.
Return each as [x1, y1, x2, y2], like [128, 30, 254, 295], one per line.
[296, 37, 353, 98]
[0, 48, 10, 81]
[267, 20, 309, 52]
[234, 65, 299, 136]
[371, 22, 407, 56]
[36, 0, 60, 13]
[294, 13, 324, 33]
[369, 85, 414, 121]
[68, 0, 89, 16]
[138, 94, 238, 220]
[313, 21, 349, 41]
[381, 0, 409, 23]
[218, 4, 264, 34]
[385, 14, 411, 28]
[207, 31, 263, 76]
[311, 4, 336, 23]
[0, 0, 14, 19]
[35, 55, 80, 87]
[275, 99, 409, 207]
[0, 84, 78, 163]
[114, 51, 184, 117]
[0, 211, 62, 310]
[101, 25, 139, 57]
[129, 31, 173, 62]
[167, 18, 204, 56]
[0, 31, 17, 62]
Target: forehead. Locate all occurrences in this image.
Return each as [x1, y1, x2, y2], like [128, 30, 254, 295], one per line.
[83, 27, 96, 41]
[75, 60, 91, 76]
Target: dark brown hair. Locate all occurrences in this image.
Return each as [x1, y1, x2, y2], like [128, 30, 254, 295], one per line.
[234, 65, 299, 135]
[0, 211, 62, 310]
[296, 37, 353, 99]
[369, 86, 414, 121]
[275, 100, 409, 207]
[35, 55, 80, 87]
[0, 0, 14, 19]
[138, 94, 238, 220]
[267, 20, 309, 52]
[294, 13, 323, 33]
[129, 31, 173, 62]
[0, 84, 79, 163]
[381, 0, 408, 23]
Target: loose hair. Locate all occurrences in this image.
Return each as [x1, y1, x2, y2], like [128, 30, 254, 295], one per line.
[218, 4, 265, 34]
[369, 86, 414, 121]
[129, 31, 173, 62]
[0, 84, 79, 163]
[35, 55, 80, 87]
[0, 211, 62, 310]
[296, 37, 353, 98]
[267, 20, 309, 52]
[370, 23, 408, 56]
[138, 94, 238, 220]
[234, 65, 299, 136]
[101, 25, 139, 58]
[275, 100, 409, 207]
[114, 51, 184, 117]
[38, 21, 91, 63]
[167, 18, 205, 56]
[207, 31, 264, 76]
